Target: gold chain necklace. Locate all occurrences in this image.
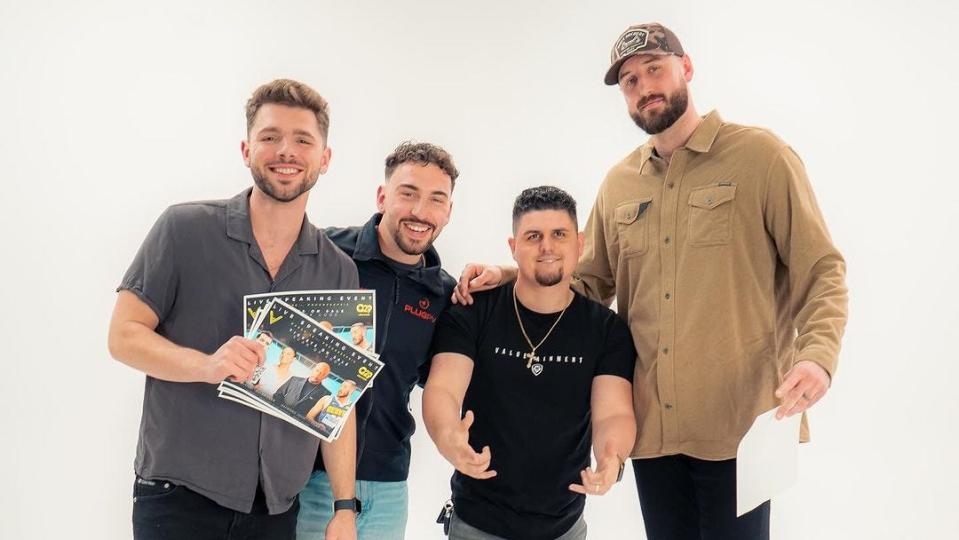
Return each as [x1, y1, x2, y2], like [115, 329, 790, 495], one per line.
[512, 285, 571, 369]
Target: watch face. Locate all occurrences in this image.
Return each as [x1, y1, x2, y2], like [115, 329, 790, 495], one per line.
[333, 498, 362, 514]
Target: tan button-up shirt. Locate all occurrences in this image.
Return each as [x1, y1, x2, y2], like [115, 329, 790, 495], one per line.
[574, 111, 848, 460]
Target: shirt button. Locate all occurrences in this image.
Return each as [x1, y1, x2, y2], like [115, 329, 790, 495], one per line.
[667, 182, 675, 189]
[664, 236, 670, 244]
[662, 347, 669, 354]
[665, 293, 671, 300]
[664, 403, 673, 410]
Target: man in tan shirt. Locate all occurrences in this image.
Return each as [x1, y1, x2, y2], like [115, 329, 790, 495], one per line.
[453, 22, 848, 540]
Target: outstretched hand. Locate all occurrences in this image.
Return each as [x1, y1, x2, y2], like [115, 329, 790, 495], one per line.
[441, 410, 497, 480]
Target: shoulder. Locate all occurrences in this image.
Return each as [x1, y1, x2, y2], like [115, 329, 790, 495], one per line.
[313, 229, 359, 282]
[322, 225, 362, 257]
[715, 120, 791, 162]
[572, 291, 627, 332]
[160, 198, 229, 228]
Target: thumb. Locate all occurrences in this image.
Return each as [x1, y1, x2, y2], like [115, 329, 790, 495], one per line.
[461, 410, 475, 431]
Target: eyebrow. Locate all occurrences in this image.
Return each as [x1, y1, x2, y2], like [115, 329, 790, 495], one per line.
[397, 183, 450, 198]
[618, 56, 663, 81]
[256, 127, 317, 139]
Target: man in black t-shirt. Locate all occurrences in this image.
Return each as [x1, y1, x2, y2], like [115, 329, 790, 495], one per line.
[424, 186, 637, 540]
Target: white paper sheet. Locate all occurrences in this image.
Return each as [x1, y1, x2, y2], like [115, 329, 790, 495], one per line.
[736, 407, 802, 516]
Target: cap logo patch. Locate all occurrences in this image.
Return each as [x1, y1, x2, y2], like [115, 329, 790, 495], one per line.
[617, 29, 649, 58]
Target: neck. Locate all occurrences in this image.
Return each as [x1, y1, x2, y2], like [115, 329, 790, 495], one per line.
[650, 103, 701, 162]
[514, 277, 574, 314]
[376, 224, 424, 265]
[249, 186, 308, 249]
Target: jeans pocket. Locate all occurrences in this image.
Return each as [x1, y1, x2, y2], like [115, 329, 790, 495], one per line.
[133, 476, 180, 502]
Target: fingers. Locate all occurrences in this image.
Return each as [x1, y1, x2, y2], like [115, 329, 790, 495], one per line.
[454, 265, 482, 305]
[569, 466, 613, 496]
[457, 445, 496, 480]
[775, 363, 831, 419]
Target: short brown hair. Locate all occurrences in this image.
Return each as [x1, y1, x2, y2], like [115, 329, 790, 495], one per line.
[384, 141, 459, 191]
[245, 79, 330, 140]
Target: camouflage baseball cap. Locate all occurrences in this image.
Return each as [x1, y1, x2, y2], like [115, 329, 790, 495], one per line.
[604, 23, 685, 85]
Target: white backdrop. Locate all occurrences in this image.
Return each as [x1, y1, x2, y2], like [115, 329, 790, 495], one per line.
[1, 1, 957, 538]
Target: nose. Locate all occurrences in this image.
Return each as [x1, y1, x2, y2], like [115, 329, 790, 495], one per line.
[278, 139, 298, 161]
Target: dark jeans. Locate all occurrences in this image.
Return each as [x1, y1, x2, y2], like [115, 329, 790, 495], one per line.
[132, 476, 299, 540]
[632, 455, 770, 540]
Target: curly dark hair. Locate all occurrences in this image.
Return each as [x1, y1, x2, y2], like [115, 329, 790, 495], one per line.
[384, 141, 459, 190]
[512, 186, 578, 230]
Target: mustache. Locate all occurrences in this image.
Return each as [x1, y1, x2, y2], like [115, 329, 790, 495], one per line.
[267, 159, 304, 167]
[637, 94, 667, 109]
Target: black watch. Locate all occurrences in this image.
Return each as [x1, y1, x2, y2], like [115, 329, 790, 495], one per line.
[333, 497, 362, 515]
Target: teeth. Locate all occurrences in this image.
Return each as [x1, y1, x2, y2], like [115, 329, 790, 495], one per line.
[273, 167, 299, 174]
[405, 223, 429, 232]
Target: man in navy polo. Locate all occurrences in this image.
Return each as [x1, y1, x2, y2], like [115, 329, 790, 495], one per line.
[296, 142, 458, 540]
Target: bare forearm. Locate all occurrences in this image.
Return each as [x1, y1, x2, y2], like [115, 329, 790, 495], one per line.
[108, 320, 206, 382]
[320, 413, 356, 500]
[423, 386, 463, 456]
[592, 413, 636, 459]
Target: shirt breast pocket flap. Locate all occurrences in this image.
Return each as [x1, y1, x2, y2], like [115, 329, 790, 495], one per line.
[614, 197, 652, 256]
[687, 184, 736, 246]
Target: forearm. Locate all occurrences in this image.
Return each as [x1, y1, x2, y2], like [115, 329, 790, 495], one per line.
[422, 386, 463, 459]
[592, 413, 636, 460]
[108, 319, 206, 382]
[320, 413, 356, 500]
[793, 254, 848, 378]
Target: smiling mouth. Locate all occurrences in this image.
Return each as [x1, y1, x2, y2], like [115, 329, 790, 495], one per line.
[268, 165, 303, 176]
[402, 221, 433, 235]
[537, 256, 561, 263]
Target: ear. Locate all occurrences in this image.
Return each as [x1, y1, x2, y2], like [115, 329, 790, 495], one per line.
[376, 184, 387, 213]
[241, 139, 251, 167]
[508, 236, 517, 262]
[318, 145, 332, 175]
[681, 54, 694, 83]
[576, 231, 586, 259]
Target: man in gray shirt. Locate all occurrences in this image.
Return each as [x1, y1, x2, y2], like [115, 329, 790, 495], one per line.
[108, 79, 359, 540]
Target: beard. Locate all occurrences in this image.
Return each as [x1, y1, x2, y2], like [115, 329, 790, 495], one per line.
[251, 164, 319, 203]
[391, 218, 438, 256]
[630, 85, 689, 135]
[534, 268, 564, 287]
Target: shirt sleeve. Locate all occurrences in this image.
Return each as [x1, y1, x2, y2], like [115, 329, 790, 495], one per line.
[573, 185, 617, 306]
[764, 146, 848, 378]
[594, 312, 636, 381]
[117, 207, 179, 321]
[428, 300, 484, 363]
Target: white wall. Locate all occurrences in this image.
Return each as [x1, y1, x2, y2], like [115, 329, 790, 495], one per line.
[1, 0, 957, 538]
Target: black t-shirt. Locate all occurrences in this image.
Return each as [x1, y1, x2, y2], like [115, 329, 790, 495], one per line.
[429, 283, 635, 540]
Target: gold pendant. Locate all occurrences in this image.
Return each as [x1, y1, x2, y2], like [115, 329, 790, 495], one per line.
[526, 350, 538, 369]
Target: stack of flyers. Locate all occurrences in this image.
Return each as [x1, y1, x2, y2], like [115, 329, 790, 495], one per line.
[218, 291, 383, 442]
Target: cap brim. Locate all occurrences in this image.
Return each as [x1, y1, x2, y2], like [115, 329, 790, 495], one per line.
[604, 50, 676, 86]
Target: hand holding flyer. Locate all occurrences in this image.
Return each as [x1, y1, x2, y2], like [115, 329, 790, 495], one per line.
[218, 291, 382, 442]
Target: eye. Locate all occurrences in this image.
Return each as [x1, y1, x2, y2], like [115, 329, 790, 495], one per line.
[527, 232, 541, 241]
[554, 230, 567, 238]
[261, 135, 277, 142]
[648, 65, 659, 75]
[298, 138, 312, 145]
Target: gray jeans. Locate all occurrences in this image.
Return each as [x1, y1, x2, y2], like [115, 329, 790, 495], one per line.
[449, 511, 587, 540]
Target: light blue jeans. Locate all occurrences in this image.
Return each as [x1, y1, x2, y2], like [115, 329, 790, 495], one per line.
[296, 470, 409, 540]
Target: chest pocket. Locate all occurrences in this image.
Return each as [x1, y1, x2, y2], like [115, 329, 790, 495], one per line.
[687, 183, 736, 246]
[614, 197, 653, 257]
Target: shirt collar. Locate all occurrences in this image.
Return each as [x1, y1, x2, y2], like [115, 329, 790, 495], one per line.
[225, 187, 318, 255]
[638, 109, 724, 165]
